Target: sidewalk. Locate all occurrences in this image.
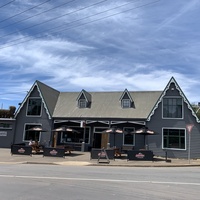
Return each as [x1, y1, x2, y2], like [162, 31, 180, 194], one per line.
[1, 148, 200, 167]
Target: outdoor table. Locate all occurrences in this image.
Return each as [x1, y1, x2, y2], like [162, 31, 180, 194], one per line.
[127, 150, 154, 161]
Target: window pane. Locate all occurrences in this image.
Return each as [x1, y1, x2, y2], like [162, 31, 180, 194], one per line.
[24, 124, 40, 141]
[163, 129, 185, 149]
[163, 98, 182, 118]
[27, 98, 42, 116]
[79, 100, 87, 108]
[59, 127, 90, 144]
[123, 127, 134, 145]
[122, 99, 130, 108]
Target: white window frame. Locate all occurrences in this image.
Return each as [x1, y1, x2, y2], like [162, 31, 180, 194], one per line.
[23, 123, 42, 142]
[162, 97, 183, 119]
[122, 99, 131, 108]
[79, 99, 87, 108]
[162, 127, 186, 151]
[26, 97, 42, 117]
[123, 127, 135, 146]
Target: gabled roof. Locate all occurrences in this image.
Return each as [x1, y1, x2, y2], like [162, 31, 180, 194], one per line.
[119, 89, 133, 102]
[76, 89, 91, 102]
[147, 77, 200, 123]
[53, 91, 162, 119]
[36, 81, 60, 118]
[15, 80, 60, 119]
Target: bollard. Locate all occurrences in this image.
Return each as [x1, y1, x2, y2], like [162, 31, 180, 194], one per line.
[81, 142, 85, 152]
[107, 143, 110, 149]
[165, 150, 168, 162]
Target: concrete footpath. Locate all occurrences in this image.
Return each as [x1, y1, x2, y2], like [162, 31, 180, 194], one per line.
[1, 148, 200, 167]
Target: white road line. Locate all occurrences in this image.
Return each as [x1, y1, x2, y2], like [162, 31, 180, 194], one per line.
[0, 174, 200, 186]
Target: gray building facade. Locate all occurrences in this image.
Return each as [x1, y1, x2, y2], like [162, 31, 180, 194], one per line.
[11, 77, 200, 159]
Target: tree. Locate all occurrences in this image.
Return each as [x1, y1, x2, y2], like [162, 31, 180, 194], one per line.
[191, 104, 200, 120]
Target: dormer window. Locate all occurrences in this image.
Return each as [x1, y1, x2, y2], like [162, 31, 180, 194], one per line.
[122, 99, 131, 108]
[120, 89, 134, 109]
[77, 89, 91, 109]
[79, 99, 87, 108]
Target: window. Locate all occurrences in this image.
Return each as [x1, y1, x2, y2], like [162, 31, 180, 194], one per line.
[79, 99, 87, 108]
[123, 127, 135, 145]
[163, 98, 183, 118]
[122, 99, 131, 108]
[60, 126, 90, 144]
[27, 98, 42, 116]
[163, 129, 185, 149]
[24, 124, 41, 142]
[0, 123, 12, 129]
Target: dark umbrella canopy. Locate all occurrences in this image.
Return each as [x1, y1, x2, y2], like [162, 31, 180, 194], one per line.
[133, 127, 155, 135]
[131, 127, 156, 149]
[52, 125, 79, 133]
[102, 127, 124, 146]
[52, 126, 80, 147]
[28, 126, 47, 132]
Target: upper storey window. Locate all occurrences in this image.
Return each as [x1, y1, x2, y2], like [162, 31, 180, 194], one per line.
[120, 89, 133, 109]
[27, 98, 42, 116]
[163, 98, 183, 118]
[79, 99, 87, 108]
[77, 90, 91, 109]
[122, 99, 131, 108]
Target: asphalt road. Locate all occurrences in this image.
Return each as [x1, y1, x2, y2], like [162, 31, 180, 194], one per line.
[0, 164, 200, 200]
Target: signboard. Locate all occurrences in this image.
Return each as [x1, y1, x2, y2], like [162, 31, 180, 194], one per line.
[11, 145, 32, 156]
[186, 124, 194, 164]
[0, 131, 7, 136]
[98, 148, 110, 164]
[186, 124, 194, 134]
[43, 147, 65, 158]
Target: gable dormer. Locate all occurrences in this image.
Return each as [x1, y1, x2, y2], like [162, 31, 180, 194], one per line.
[147, 77, 200, 122]
[76, 90, 91, 108]
[119, 89, 134, 108]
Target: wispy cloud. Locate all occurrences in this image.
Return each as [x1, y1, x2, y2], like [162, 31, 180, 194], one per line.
[0, 0, 200, 108]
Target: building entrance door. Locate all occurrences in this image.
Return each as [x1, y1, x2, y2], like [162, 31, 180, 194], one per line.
[93, 133, 101, 148]
[101, 133, 109, 149]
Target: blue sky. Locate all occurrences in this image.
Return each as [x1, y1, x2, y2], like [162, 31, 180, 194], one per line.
[0, 0, 200, 109]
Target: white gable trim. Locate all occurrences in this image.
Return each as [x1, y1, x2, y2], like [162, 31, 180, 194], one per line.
[119, 89, 133, 102]
[76, 90, 89, 102]
[147, 77, 200, 123]
[14, 81, 51, 119]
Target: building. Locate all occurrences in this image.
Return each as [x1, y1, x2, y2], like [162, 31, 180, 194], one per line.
[12, 77, 200, 158]
[0, 106, 16, 147]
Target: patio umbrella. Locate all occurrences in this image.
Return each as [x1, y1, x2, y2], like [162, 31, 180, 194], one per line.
[52, 126, 79, 147]
[131, 127, 155, 149]
[27, 126, 48, 147]
[102, 127, 124, 147]
[52, 125, 79, 133]
[28, 126, 47, 132]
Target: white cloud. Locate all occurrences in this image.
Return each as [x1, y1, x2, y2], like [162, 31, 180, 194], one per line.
[0, 0, 200, 109]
